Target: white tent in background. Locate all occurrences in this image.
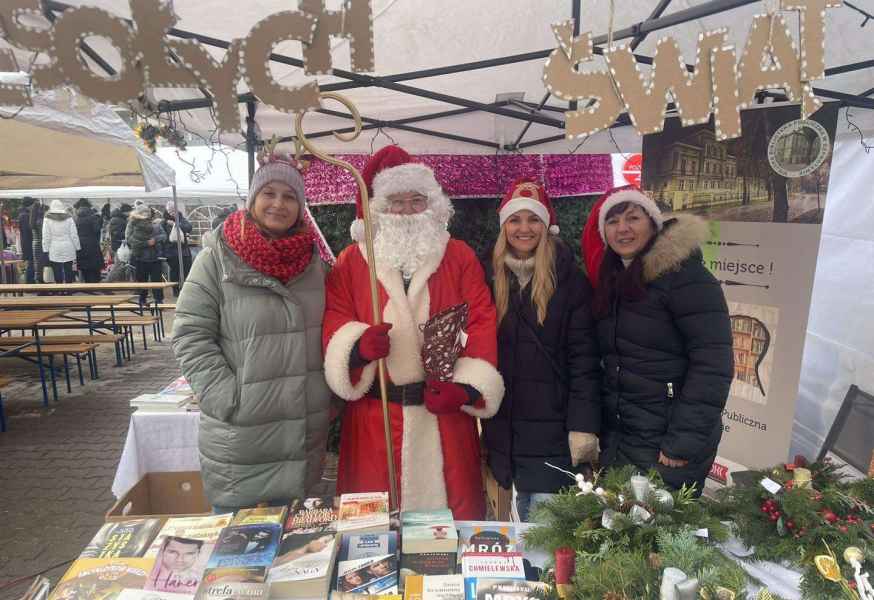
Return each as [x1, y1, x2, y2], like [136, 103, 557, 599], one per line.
[0, 146, 247, 205]
[0, 81, 174, 190]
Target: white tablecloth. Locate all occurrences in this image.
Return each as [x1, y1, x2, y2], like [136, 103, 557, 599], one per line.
[111, 410, 201, 498]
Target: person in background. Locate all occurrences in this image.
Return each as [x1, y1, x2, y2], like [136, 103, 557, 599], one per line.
[210, 206, 235, 231]
[42, 200, 80, 284]
[172, 152, 330, 513]
[482, 178, 601, 522]
[18, 197, 35, 283]
[125, 204, 167, 305]
[109, 203, 132, 255]
[100, 202, 111, 223]
[74, 198, 104, 283]
[581, 185, 733, 493]
[30, 201, 49, 283]
[162, 201, 193, 296]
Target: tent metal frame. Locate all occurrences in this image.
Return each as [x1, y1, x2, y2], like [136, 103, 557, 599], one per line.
[43, 0, 874, 161]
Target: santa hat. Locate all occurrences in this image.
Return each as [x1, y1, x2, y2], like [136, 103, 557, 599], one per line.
[581, 185, 663, 285]
[350, 145, 452, 242]
[497, 178, 559, 235]
[596, 185, 663, 243]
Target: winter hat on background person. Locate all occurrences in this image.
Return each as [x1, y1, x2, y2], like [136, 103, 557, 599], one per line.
[498, 177, 559, 235]
[596, 184, 663, 243]
[133, 199, 145, 208]
[246, 153, 306, 210]
[47, 200, 68, 214]
[349, 145, 452, 242]
[131, 203, 151, 219]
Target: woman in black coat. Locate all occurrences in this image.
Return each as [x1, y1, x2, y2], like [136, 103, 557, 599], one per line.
[482, 179, 602, 521]
[75, 198, 104, 282]
[583, 186, 733, 493]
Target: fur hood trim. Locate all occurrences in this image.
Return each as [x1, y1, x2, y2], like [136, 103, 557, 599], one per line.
[642, 213, 710, 282]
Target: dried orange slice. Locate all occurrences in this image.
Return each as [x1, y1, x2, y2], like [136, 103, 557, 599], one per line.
[814, 555, 842, 582]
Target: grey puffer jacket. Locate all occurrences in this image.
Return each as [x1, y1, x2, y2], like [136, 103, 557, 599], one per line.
[171, 228, 330, 508]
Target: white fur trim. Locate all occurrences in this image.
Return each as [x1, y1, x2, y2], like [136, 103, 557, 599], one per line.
[453, 357, 505, 419]
[369, 163, 452, 220]
[498, 197, 551, 229]
[549, 224, 560, 235]
[349, 218, 366, 243]
[598, 189, 664, 242]
[324, 321, 378, 401]
[400, 405, 448, 511]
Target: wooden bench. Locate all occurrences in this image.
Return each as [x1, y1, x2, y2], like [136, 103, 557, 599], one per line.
[0, 334, 124, 345]
[0, 375, 9, 432]
[0, 343, 100, 389]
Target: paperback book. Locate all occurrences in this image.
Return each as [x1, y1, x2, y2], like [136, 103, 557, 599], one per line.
[144, 535, 211, 595]
[337, 492, 390, 533]
[453, 522, 516, 565]
[403, 575, 465, 600]
[146, 515, 233, 558]
[117, 590, 193, 600]
[469, 579, 551, 600]
[284, 496, 338, 533]
[336, 531, 399, 595]
[192, 580, 268, 600]
[230, 506, 287, 526]
[205, 523, 282, 572]
[267, 530, 339, 598]
[80, 519, 163, 558]
[48, 558, 154, 600]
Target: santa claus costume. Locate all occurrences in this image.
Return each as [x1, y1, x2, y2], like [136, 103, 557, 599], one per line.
[322, 146, 504, 520]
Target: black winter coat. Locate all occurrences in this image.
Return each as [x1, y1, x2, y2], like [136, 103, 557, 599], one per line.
[76, 207, 104, 271]
[482, 241, 602, 493]
[595, 214, 733, 492]
[108, 209, 129, 253]
[161, 212, 193, 258]
[18, 207, 33, 260]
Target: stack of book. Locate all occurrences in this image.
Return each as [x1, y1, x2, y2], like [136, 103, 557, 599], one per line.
[129, 393, 192, 412]
[335, 531, 399, 595]
[267, 497, 340, 599]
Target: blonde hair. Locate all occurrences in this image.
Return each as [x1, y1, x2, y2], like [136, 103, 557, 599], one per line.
[491, 225, 556, 326]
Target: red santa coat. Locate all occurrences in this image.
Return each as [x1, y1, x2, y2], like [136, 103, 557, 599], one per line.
[322, 239, 504, 520]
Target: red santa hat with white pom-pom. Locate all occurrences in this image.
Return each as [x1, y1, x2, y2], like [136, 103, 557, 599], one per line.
[349, 145, 452, 242]
[498, 177, 559, 235]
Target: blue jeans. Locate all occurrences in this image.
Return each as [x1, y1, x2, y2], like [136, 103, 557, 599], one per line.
[513, 490, 557, 522]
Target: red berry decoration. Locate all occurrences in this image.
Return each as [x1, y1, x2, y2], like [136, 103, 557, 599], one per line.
[786, 520, 795, 530]
[839, 525, 849, 533]
[823, 511, 838, 524]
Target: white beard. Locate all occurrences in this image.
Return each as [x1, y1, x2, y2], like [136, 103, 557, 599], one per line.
[372, 209, 450, 279]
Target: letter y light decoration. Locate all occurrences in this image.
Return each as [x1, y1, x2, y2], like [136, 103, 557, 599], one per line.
[295, 93, 399, 515]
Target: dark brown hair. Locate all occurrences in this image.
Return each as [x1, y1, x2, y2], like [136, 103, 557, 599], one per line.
[592, 202, 659, 318]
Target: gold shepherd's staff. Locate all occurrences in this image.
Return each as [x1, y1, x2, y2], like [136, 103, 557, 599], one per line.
[295, 93, 400, 515]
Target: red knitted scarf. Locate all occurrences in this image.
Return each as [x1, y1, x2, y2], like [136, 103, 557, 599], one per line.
[223, 210, 314, 284]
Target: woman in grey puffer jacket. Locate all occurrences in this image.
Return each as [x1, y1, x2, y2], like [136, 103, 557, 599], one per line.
[172, 154, 331, 512]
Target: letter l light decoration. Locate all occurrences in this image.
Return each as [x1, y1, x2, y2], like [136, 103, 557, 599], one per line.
[295, 93, 400, 516]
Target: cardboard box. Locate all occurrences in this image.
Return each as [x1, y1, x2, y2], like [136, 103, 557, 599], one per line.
[106, 471, 211, 522]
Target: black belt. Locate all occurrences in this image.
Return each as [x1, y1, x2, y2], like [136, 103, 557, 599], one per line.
[367, 381, 425, 406]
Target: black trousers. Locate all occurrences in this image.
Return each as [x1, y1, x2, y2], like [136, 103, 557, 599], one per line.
[51, 261, 75, 284]
[80, 268, 102, 283]
[167, 254, 192, 296]
[134, 260, 164, 304]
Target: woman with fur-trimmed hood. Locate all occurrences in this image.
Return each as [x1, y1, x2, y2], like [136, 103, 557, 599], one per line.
[581, 185, 733, 493]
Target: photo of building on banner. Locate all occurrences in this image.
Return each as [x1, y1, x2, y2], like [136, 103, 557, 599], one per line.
[640, 103, 840, 485]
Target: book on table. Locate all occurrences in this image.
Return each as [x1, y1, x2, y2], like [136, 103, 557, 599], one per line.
[48, 557, 155, 600]
[231, 506, 288, 526]
[400, 510, 458, 585]
[284, 496, 338, 533]
[335, 531, 399, 595]
[80, 518, 163, 559]
[145, 515, 233, 558]
[336, 492, 390, 533]
[460, 553, 526, 600]
[403, 574, 465, 600]
[266, 527, 339, 598]
[129, 393, 191, 412]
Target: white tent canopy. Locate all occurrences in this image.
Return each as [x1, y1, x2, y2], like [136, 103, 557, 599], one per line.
[0, 81, 174, 190]
[3, 0, 872, 155]
[0, 146, 246, 203]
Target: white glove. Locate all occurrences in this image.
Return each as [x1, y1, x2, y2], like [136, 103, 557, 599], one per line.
[569, 431, 599, 466]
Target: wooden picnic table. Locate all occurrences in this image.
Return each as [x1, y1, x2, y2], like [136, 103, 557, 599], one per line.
[0, 309, 69, 406]
[0, 282, 176, 294]
[0, 294, 137, 309]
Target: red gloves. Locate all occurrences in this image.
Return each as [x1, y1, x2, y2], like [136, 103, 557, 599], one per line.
[424, 380, 472, 415]
[358, 323, 392, 361]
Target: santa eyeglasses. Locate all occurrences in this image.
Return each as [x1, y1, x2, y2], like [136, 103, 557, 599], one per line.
[388, 195, 428, 213]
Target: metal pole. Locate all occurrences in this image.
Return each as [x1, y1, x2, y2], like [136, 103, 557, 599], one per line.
[246, 101, 257, 185]
[0, 199, 6, 284]
[172, 185, 185, 290]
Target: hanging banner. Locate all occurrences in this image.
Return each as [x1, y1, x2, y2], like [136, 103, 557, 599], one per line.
[641, 103, 839, 482]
